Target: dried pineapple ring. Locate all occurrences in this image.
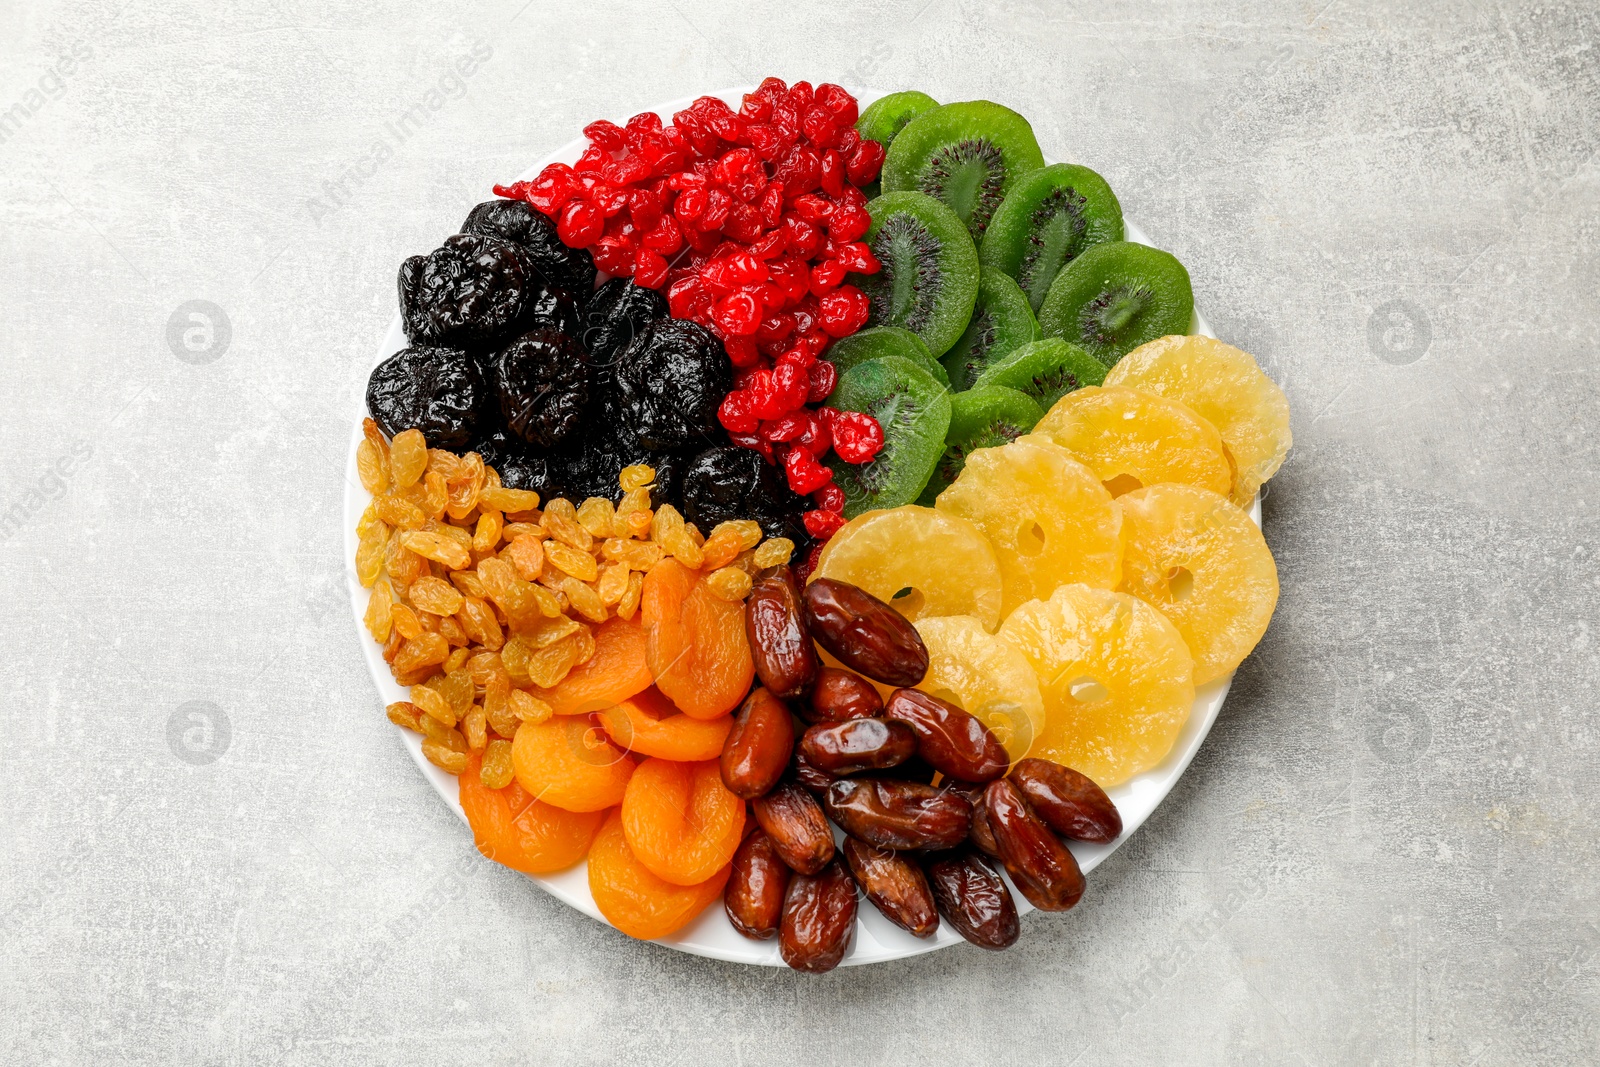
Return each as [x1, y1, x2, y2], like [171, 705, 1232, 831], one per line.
[935, 438, 1123, 618]
[1104, 335, 1291, 506]
[1032, 385, 1233, 499]
[999, 583, 1194, 788]
[913, 615, 1044, 760]
[1117, 484, 1278, 685]
[813, 505, 1004, 631]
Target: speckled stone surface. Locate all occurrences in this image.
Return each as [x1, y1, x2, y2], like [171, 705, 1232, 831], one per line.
[2, 1, 1596, 1063]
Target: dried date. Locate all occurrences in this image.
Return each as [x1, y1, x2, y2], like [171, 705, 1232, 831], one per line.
[984, 779, 1085, 912]
[924, 850, 1019, 951]
[822, 778, 971, 851]
[799, 718, 916, 775]
[804, 667, 884, 724]
[745, 566, 819, 699]
[720, 688, 795, 800]
[752, 781, 835, 875]
[801, 578, 928, 687]
[724, 829, 791, 940]
[883, 688, 1009, 783]
[842, 838, 939, 938]
[779, 859, 858, 973]
[1009, 758, 1122, 843]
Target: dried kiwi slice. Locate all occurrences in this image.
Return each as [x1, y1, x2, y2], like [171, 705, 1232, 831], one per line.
[852, 191, 979, 360]
[971, 338, 1105, 410]
[825, 355, 953, 518]
[980, 163, 1124, 313]
[942, 267, 1041, 391]
[826, 326, 949, 388]
[881, 101, 1045, 243]
[918, 386, 1044, 505]
[1038, 241, 1194, 368]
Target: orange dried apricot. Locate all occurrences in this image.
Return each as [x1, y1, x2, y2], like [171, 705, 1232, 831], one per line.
[620, 757, 745, 885]
[530, 614, 654, 716]
[459, 753, 604, 875]
[598, 687, 733, 761]
[588, 810, 731, 941]
[643, 559, 754, 720]
[511, 715, 634, 812]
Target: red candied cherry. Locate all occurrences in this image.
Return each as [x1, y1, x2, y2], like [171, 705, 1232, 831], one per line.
[831, 411, 884, 463]
[750, 228, 786, 261]
[771, 357, 810, 413]
[792, 409, 832, 457]
[834, 241, 880, 274]
[809, 259, 846, 295]
[723, 335, 760, 367]
[556, 199, 603, 247]
[583, 119, 625, 150]
[628, 187, 664, 230]
[760, 409, 812, 444]
[825, 202, 871, 242]
[835, 127, 862, 156]
[668, 275, 714, 322]
[746, 369, 785, 421]
[508, 164, 579, 216]
[791, 194, 834, 224]
[674, 186, 708, 224]
[729, 431, 775, 462]
[624, 111, 662, 143]
[758, 184, 784, 227]
[633, 247, 669, 289]
[814, 84, 859, 127]
[805, 358, 837, 405]
[846, 140, 886, 187]
[713, 291, 761, 336]
[803, 509, 848, 540]
[781, 217, 821, 258]
[755, 312, 796, 348]
[718, 391, 760, 434]
[575, 144, 607, 173]
[768, 256, 811, 303]
[783, 445, 833, 496]
[702, 188, 733, 229]
[812, 482, 846, 513]
[818, 285, 871, 338]
[819, 150, 847, 197]
[641, 215, 683, 255]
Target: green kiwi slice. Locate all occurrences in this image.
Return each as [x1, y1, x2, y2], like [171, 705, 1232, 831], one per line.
[824, 355, 953, 518]
[857, 91, 940, 149]
[826, 326, 949, 388]
[980, 163, 1125, 313]
[1037, 241, 1194, 368]
[852, 191, 979, 360]
[881, 101, 1046, 243]
[971, 338, 1105, 410]
[941, 267, 1041, 391]
[917, 386, 1044, 505]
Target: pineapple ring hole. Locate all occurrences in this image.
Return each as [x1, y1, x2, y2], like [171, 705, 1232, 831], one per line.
[1016, 521, 1047, 557]
[890, 586, 926, 618]
[1068, 676, 1110, 704]
[1166, 566, 1195, 602]
[1104, 473, 1143, 497]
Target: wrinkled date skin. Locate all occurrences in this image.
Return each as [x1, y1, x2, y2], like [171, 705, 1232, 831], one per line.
[780, 859, 859, 973]
[884, 688, 1009, 783]
[1010, 758, 1123, 843]
[924, 850, 1020, 950]
[801, 578, 929, 688]
[804, 667, 884, 724]
[752, 781, 835, 875]
[720, 688, 796, 800]
[823, 778, 971, 851]
[746, 567, 819, 700]
[950, 783, 1001, 858]
[790, 748, 837, 795]
[724, 829, 792, 940]
[984, 779, 1085, 912]
[800, 718, 917, 775]
[842, 838, 939, 938]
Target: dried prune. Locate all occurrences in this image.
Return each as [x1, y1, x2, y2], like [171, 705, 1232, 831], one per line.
[461, 198, 596, 298]
[582, 278, 667, 369]
[616, 318, 731, 451]
[521, 285, 582, 338]
[472, 427, 568, 498]
[495, 329, 589, 448]
[399, 234, 532, 348]
[367, 345, 487, 450]
[682, 445, 809, 545]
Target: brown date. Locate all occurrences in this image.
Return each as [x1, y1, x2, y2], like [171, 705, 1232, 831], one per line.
[799, 718, 917, 775]
[883, 688, 1009, 783]
[822, 778, 971, 851]
[804, 667, 884, 724]
[745, 566, 819, 699]
[923, 850, 1019, 950]
[984, 779, 1085, 912]
[720, 688, 795, 800]
[1009, 758, 1122, 843]
[790, 748, 837, 795]
[724, 829, 791, 940]
[752, 780, 835, 875]
[779, 858, 858, 973]
[801, 578, 929, 687]
[842, 837, 939, 938]
[949, 783, 1001, 859]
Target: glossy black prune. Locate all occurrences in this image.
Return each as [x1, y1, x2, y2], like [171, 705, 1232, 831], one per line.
[366, 345, 486, 450]
[399, 234, 532, 348]
[682, 445, 809, 544]
[616, 318, 731, 451]
[582, 279, 667, 369]
[461, 199, 596, 297]
[470, 426, 569, 499]
[521, 285, 582, 338]
[494, 329, 589, 448]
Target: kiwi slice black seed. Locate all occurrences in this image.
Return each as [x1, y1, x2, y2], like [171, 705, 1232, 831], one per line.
[917, 386, 1044, 505]
[942, 267, 1041, 391]
[1038, 241, 1195, 368]
[980, 163, 1124, 313]
[824, 355, 953, 518]
[971, 338, 1105, 410]
[825, 326, 949, 388]
[852, 191, 979, 360]
[881, 101, 1045, 244]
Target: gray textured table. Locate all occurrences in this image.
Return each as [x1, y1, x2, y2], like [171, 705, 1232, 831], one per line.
[3, 1, 1596, 1063]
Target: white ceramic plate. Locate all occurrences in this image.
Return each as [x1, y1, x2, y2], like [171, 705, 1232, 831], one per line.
[345, 87, 1253, 966]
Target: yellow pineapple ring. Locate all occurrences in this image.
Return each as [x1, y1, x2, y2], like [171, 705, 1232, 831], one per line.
[1117, 483, 1278, 685]
[1105, 335, 1291, 506]
[813, 505, 1004, 631]
[913, 615, 1045, 760]
[998, 583, 1194, 788]
[935, 438, 1122, 618]
[1032, 385, 1233, 498]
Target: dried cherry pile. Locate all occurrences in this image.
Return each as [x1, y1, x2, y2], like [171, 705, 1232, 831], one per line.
[493, 78, 889, 539]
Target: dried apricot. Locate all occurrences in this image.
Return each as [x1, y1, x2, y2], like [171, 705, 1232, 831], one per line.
[459, 753, 604, 875]
[598, 687, 733, 761]
[511, 715, 634, 812]
[621, 757, 745, 886]
[644, 559, 754, 720]
[588, 810, 731, 941]
[530, 614, 653, 716]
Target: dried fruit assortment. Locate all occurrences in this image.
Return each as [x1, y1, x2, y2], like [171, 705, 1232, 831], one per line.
[356, 82, 1298, 970]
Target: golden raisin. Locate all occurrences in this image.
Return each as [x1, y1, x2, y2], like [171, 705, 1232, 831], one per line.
[480, 739, 515, 789]
[619, 464, 656, 492]
[597, 562, 630, 606]
[409, 576, 464, 616]
[577, 497, 616, 539]
[560, 577, 609, 623]
[480, 486, 542, 513]
[662, 527, 704, 569]
[509, 688, 554, 725]
[442, 669, 475, 715]
[506, 534, 545, 581]
[617, 571, 644, 621]
[752, 537, 796, 569]
[386, 701, 422, 731]
[472, 510, 503, 554]
[402, 531, 471, 570]
[375, 495, 427, 529]
[462, 706, 488, 751]
[393, 633, 449, 674]
[364, 580, 394, 641]
[705, 566, 753, 602]
[390, 429, 428, 488]
[444, 646, 471, 673]
[422, 739, 470, 775]
[391, 603, 423, 641]
[545, 540, 599, 582]
[357, 438, 389, 495]
[543, 498, 593, 551]
[411, 683, 455, 726]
